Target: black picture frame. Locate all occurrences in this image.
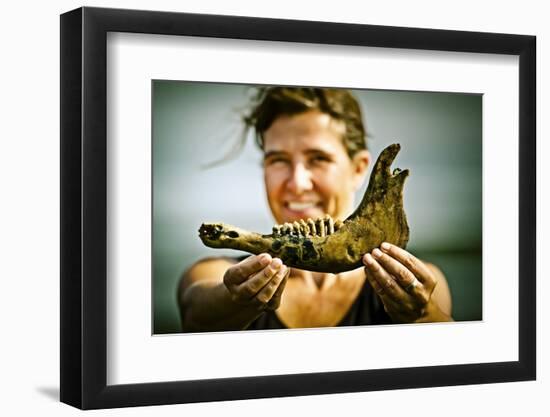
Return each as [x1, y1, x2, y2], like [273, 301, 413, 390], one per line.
[60, 6, 536, 410]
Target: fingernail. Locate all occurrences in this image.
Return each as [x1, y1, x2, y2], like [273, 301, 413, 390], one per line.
[381, 242, 390, 251]
[271, 258, 282, 268]
[259, 254, 271, 265]
[364, 254, 374, 265]
[373, 248, 383, 258]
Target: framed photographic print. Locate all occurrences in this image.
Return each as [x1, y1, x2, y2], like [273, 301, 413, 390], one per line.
[60, 6, 536, 409]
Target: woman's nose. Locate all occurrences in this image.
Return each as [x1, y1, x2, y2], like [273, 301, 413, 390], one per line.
[287, 163, 313, 194]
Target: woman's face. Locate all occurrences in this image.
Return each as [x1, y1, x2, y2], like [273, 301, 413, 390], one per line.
[263, 110, 370, 225]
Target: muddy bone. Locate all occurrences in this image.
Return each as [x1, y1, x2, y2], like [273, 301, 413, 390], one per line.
[198, 144, 410, 273]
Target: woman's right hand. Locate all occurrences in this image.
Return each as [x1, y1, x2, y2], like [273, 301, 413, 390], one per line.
[223, 253, 289, 311]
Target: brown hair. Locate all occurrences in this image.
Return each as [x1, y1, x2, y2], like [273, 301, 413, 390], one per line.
[243, 86, 368, 158]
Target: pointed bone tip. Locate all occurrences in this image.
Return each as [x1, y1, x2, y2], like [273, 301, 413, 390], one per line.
[378, 143, 401, 161]
[374, 143, 402, 174]
[383, 143, 401, 156]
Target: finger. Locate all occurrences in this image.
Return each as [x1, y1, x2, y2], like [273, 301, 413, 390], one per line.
[365, 268, 411, 318]
[257, 265, 288, 306]
[363, 253, 404, 299]
[364, 266, 384, 296]
[379, 243, 432, 284]
[266, 271, 288, 310]
[226, 253, 272, 285]
[372, 248, 418, 289]
[237, 258, 282, 298]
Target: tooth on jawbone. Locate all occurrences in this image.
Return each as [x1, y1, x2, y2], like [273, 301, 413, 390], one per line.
[198, 144, 410, 273]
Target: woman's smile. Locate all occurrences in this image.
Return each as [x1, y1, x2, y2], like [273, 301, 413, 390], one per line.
[282, 200, 324, 222]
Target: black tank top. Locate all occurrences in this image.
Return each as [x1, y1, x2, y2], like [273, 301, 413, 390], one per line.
[244, 260, 392, 330]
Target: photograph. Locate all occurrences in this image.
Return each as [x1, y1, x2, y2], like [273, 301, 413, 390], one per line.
[152, 82, 483, 334]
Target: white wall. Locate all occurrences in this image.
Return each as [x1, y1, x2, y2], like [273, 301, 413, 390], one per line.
[0, 0, 546, 415]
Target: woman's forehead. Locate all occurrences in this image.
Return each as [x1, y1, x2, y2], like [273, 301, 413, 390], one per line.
[263, 111, 346, 153]
[266, 110, 344, 136]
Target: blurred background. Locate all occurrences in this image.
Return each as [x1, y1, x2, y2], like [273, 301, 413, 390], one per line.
[153, 81, 482, 334]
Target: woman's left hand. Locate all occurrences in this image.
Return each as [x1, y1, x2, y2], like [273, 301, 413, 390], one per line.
[363, 242, 452, 323]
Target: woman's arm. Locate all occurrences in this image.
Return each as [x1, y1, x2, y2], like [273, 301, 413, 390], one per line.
[421, 262, 452, 321]
[178, 255, 289, 332]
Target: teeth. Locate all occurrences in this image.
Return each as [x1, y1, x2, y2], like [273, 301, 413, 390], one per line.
[287, 202, 316, 211]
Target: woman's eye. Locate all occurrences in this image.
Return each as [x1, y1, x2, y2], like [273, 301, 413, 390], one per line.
[310, 155, 331, 164]
[265, 157, 288, 166]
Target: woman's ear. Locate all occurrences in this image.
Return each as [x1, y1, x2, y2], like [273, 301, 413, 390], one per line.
[351, 150, 371, 191]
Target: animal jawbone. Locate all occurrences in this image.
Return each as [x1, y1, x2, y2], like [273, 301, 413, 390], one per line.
[198, 143, 409, 273]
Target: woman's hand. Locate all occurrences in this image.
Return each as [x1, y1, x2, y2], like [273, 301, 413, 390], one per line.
[223, 254, 290, 311]
[362, 242, 452, 323]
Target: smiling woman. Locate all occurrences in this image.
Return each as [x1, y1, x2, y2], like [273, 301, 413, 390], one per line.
[174, 86, 454, 332]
